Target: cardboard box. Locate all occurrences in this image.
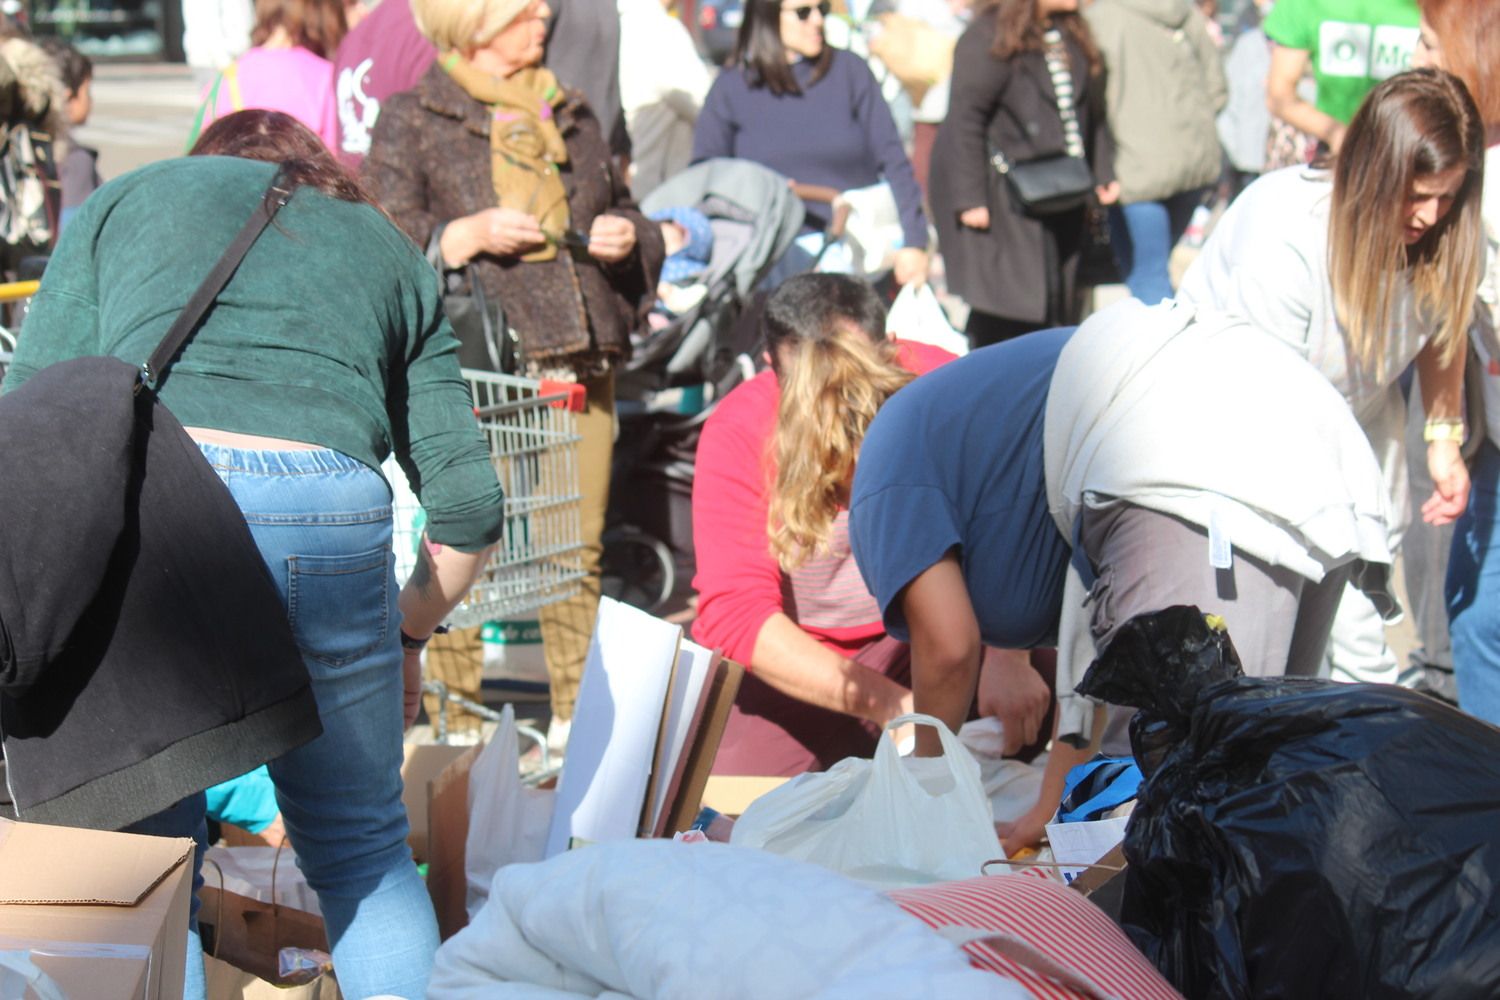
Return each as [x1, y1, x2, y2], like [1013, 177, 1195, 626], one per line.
[698, 775, 788, 818]
[0, 818, 193, 1000]
[401, 743, 473, 864]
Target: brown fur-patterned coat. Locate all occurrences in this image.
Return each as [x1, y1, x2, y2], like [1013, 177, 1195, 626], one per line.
[363, 64, 664, 374]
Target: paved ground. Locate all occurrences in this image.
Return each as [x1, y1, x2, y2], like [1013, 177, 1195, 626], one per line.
[74, 62, 201, 181]
[74, 61, 1420, 696]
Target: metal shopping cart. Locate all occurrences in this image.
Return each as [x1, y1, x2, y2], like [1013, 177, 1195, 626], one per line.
[385, 370, 587, 755]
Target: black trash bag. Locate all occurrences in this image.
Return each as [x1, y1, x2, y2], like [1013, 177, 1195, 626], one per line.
[1077, 605, 1500, 1000]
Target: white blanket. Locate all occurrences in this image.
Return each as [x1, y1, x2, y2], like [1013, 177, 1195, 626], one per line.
[428, 840, 1027, 999]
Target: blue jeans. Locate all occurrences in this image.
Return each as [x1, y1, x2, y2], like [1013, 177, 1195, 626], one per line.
[1446, 441, 1500, 726]
[139, 444, 439, 999]
[1108, 188, 1208, 305]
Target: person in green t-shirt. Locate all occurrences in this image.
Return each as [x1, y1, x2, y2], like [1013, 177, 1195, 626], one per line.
[1264, 0, 1420, 151]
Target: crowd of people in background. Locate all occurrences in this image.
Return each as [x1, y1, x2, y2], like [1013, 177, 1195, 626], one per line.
[4, 0, 1500, 996]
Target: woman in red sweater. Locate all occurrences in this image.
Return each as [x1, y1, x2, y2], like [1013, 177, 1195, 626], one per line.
[692, 275, 1052, 775]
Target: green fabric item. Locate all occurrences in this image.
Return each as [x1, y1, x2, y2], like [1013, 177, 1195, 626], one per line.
[1263, 0, 1420, 125]
[4, 156, 504, 551]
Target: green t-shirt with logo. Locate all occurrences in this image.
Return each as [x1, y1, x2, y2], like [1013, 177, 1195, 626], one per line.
[1264, 0, 1420, 125]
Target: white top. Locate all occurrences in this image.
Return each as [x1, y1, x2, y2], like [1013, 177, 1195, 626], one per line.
[1044, 298, 1396, 741]
[1177, 166, 1433, 426]
[617, 0, 714, 199]
[1471, 145, 1500, 445]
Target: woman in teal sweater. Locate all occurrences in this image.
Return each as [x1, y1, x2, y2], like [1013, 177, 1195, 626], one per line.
[4, 111, 501, 999]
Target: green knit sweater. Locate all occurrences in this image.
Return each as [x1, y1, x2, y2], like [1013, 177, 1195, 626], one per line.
[5, 156, 504, 550]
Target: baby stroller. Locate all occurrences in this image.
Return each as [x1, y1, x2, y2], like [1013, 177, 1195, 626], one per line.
[602, 159, 804, 611]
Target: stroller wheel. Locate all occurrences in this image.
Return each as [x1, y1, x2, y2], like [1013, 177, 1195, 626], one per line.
[601, 526, 676, 613]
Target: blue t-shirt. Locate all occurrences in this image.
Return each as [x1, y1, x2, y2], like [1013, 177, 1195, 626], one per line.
[849, 328, 1074, 648]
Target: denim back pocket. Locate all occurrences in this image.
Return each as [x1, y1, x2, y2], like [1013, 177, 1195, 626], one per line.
[287, 546, 393, 667]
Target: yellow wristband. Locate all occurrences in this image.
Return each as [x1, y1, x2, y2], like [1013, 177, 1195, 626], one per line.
[1424, 420, 1466, 443]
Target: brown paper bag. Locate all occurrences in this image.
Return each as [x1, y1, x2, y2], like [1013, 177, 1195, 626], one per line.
[200, 849, 339, 998]
[869, 14, 957, 105]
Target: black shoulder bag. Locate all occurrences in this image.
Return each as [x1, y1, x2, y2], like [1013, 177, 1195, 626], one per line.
[0, 170, 323, 831]
[989, 50, 1095, 216]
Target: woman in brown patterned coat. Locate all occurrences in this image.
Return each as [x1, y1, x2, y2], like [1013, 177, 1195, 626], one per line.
[364, 0, 664, 749]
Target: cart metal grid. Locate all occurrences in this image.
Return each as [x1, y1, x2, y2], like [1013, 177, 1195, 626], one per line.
[387, 369, 587, 630]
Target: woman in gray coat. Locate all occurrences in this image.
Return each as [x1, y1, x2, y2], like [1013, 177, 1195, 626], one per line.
[930, 0, 1117, 347]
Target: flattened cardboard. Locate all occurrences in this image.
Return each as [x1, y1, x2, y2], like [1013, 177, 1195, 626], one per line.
[401, 743, 471, 864]
[425, 743, 483, 941]
[659, 658, 744, 833]
[0, 819, 192, 1000]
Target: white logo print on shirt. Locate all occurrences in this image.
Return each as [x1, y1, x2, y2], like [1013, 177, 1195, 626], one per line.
[1318, 21, 1418, 80]
[337, 58, 379, 155]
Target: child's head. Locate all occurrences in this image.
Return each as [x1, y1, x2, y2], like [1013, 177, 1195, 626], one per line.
[38, 38, 92, 127]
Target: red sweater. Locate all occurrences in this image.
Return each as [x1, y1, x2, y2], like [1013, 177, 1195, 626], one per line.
[690, 339, 955, 666]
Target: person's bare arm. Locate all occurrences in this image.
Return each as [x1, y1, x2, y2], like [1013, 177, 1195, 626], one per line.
[1417, 337, 1470, 525]
[997, 728, 1096, 855]
[1266, 45, 1346, 150]
[749, 612, 913, 724]
[398, 539, 493, 727]
[901, 551, 983, 756]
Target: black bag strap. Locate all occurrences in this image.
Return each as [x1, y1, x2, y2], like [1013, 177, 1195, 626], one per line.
[138, 169, 294, 392]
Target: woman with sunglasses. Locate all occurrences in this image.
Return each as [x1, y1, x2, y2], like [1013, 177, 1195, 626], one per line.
[1411, 2, 1500, 727]
[691, 0, 930, 287]
[364, 0, 665, 750]
[930, 0, 1118, 347]
[1177, 68, 1485, 688]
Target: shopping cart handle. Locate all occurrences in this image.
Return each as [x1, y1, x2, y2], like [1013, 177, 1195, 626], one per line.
[540, 379, 587, 412]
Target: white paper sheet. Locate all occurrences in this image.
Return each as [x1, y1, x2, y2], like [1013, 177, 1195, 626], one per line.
[1044, 816, 1129, 884]
[544, 598, 681, 857]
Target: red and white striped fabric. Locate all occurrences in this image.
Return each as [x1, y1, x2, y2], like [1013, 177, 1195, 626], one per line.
[887, 872, 1182, 1000]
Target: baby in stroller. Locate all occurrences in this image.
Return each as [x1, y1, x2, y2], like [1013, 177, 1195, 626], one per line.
[649, 205, 715, 326]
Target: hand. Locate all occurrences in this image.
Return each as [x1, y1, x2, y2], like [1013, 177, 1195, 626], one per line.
[976, 647, 1052, 756]
[1326, 120, 1348, 153]
[588, 213, 637, 263]
[885, 687, 918, 752]
[402, 647, 424, 729]
[959, 206, 990, 230]
[444, 207, 546, 265]
[892, 247, 929, 287]
[1422, 439, 1470, 525]
[1094, 181, 1121, 206]
[996, 803, 1052, 857]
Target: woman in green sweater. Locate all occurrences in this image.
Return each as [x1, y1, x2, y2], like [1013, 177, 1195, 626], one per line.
[3, 110, 501, 999]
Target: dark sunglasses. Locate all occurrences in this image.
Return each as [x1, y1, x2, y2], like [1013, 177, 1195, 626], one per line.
[782, 1, 830, 21]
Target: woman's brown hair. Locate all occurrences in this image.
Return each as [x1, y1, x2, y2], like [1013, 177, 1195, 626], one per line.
[988, 0, 1101, 77]
[1329, 68, 1485, 376]
[763, 275, 913, 571]
[190, 109, 377, 208]
[251, 0, 347, 59]
[1420, 0, 1500, 126]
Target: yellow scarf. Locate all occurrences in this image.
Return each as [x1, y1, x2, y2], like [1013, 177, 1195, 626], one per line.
[441, 54, 570, 263]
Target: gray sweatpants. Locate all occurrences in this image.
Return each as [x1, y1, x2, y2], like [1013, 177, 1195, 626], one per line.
[1076, 502, 1351, 755]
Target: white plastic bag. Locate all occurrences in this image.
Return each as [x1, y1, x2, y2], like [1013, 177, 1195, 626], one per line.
[730, 714, 1004, 888]
[887, 283, 968, 356]
[839, 181, 904, 278]
[464, 704, 554, 919]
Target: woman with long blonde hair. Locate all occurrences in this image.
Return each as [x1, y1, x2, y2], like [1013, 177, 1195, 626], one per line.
[691, 274, 1041, 777]
[1413, 2, 1500, 727]
[1177, 67, 1486, 687]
